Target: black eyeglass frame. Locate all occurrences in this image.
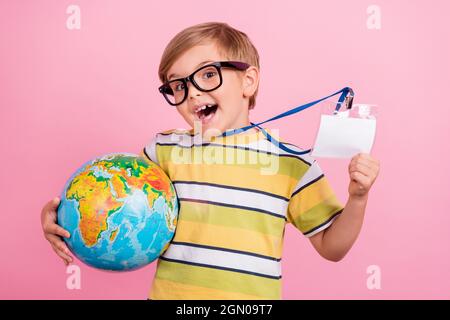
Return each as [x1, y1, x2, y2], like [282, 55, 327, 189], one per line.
[158, 61, 250, 106]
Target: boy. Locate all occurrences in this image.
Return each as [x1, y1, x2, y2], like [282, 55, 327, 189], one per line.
[41, 22, 380, 299]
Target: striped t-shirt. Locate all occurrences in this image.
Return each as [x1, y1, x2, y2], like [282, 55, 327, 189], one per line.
[142, 127, 344, 300]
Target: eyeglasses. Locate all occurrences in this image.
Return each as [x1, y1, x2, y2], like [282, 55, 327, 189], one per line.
[158, 61, 250, 106]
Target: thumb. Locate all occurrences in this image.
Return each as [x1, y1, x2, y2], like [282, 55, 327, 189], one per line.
[50, 197, 61, 210]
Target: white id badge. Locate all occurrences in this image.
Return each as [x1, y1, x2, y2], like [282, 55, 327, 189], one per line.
[311, 103, 377, 158]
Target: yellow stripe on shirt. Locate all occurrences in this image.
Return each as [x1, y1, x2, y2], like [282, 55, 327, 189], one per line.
[179, 200, 286, 237]
[151, 258, 281, 300]
[172, 219, 283, 259]
[150, 278, 269, 300]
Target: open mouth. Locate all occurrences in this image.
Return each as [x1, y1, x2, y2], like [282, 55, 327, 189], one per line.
[195, 104, 218, 123]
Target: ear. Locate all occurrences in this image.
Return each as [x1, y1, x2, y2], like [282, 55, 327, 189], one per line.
[242, 66, 259, 98]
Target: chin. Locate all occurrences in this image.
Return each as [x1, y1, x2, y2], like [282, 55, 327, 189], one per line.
[194, 113, 225, 136]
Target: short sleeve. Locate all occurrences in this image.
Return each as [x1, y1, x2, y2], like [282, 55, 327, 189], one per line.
[287, 160, 344, 237]
[142, 134, 159, 165]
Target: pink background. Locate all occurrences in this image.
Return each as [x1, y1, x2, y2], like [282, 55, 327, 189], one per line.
[1, 0, 449, 299]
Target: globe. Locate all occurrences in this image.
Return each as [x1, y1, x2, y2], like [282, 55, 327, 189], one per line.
[57, 153, 178, 271]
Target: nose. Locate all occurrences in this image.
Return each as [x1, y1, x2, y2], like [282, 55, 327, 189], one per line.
[186, 79, 202, 100]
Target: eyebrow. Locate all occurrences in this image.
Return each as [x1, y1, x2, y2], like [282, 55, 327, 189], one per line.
[167, 60, 214, 81]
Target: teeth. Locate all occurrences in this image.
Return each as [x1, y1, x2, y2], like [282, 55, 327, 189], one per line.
[195, 104, 215, 112]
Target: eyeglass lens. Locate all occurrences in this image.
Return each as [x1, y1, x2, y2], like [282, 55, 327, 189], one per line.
[165, 65, 221, 105]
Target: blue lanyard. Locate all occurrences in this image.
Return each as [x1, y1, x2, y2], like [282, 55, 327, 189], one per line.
[221, 87, 354, 155]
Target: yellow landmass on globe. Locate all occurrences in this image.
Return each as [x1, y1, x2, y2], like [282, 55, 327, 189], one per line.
[66, 170, 123, 247]
[110, 228, 118, 241]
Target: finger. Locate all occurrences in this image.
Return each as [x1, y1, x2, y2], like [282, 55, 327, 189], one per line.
[355, 153, 379, 166]
[46, 233, 71, 254]
[41, 198, 60, 225]
[357, 153, 375, 161]
[51, 196, 60, 207]
[42, 212, 56, 229]
[349, 164, 373, 179]
[52, 245, 73, 265]
[45, 223, 70, 238]
[349, 162, 376, 178]
[350, 160, 371, 171]
[350, 171, 371, 188]
[44, 197, 60, 213]
[356, 157, 376, 167]
[49, 238, 73, 262]
[351, 153, 371, 166]
[351, 155, 379, 172]
[350, 155, 377, 169]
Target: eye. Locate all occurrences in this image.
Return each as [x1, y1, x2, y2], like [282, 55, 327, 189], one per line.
[202, 71, 217, 80]
[174, 82, 185, 92]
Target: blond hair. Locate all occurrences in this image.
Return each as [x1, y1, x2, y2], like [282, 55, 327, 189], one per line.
[158, 22, 260, 109]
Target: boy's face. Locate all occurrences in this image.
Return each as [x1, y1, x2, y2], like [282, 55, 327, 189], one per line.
[165, 42, 258, 136]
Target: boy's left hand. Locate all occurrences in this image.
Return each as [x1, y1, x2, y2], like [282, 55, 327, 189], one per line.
[348, 153, 380, 199]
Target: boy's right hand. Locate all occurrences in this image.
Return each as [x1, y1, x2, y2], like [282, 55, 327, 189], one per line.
[41, 197, 73, 265]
